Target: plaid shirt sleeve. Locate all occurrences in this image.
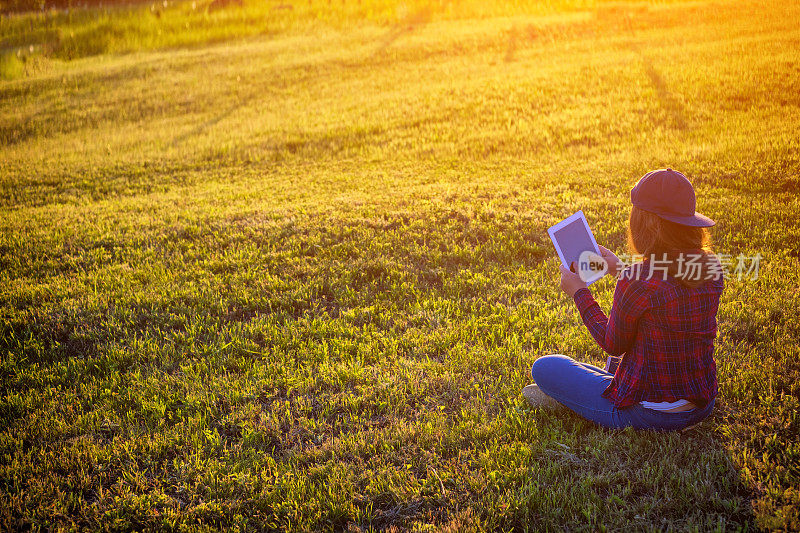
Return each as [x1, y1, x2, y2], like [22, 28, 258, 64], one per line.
[572, 275, 650, 356]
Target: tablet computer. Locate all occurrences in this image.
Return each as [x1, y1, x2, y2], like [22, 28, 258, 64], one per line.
[547, 210, 605, 285]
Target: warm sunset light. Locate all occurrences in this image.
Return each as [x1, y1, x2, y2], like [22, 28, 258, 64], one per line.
[1, 0, 798, 530]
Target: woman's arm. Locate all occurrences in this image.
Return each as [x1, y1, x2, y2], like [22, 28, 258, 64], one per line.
[572, 276, 649, 356]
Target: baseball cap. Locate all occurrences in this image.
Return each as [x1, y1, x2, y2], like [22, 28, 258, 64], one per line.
[630, 168, 715, 227]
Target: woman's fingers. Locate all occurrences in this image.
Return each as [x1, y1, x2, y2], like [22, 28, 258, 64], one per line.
[560, 263, 580, 277]
[558, 262, 588, 296]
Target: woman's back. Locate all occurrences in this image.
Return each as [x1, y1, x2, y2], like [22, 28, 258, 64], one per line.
[604, 260, 725, 407]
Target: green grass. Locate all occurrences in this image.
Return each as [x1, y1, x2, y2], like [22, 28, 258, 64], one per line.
[1, 0, 709, 62]
[1, 0, 800, 530]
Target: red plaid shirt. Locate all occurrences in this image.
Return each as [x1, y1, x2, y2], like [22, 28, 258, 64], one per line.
[573, 260, 724, 408]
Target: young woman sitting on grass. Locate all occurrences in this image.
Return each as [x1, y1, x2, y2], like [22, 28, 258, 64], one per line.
[524, 168, 724, 431]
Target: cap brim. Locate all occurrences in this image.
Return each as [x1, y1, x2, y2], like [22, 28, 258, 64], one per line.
[654, 211, 716, 227]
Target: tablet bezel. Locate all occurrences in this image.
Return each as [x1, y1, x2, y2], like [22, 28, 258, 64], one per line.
[547, 210, 604, 286]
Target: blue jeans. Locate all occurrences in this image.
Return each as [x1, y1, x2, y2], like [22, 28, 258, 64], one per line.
[531, 354, 715, 431]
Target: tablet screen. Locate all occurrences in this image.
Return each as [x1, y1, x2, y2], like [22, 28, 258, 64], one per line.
[552, 218, 597, 269]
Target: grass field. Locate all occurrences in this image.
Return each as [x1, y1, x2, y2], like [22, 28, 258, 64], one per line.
[2, 0, 800, 530]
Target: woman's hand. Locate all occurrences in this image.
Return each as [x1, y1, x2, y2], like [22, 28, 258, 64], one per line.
[598, 245, 623, 277]
[559, 264, 588, 297]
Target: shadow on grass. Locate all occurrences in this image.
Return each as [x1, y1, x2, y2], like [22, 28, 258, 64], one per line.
[517, 404, 756, 530]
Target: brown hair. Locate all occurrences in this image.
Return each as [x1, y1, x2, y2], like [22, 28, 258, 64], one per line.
[627, 206, 716, 288]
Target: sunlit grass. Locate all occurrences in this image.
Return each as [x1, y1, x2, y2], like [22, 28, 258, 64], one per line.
[3, 0, 711, 62]
[1, 0, 799, 530]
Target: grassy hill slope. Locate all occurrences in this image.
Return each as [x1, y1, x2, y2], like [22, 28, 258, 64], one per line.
[1, 0, 799, 529]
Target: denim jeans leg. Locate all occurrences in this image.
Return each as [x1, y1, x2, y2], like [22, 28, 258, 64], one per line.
[531, 354, 628, 428]
[530, 354, 714, 431]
